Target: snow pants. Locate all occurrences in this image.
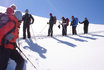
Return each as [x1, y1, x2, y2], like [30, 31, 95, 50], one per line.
[84, 26, 88, 34]
[72, 26, 77, 35]
[23, 24, 31, 38]
[62, 25, 67, 36]
[48, 25, 53, 36]
[0, 47, 24, 70]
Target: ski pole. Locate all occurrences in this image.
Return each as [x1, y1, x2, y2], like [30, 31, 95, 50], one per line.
[39, 24, 48, 33]
[17, 47, 38, 70]
[30, 25, 37, 42]
[70, 26, 72, 35]
[17, 26, 38, 70]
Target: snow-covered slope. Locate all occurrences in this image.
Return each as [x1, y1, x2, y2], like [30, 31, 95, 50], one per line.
[0, 6, 6, 13]
[0, 6, 104, 70]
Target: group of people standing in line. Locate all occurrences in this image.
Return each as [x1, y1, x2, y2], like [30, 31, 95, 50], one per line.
[23, 12, 89, 38]
[0, 4, 89, 70]
[48, 13, 89, 37]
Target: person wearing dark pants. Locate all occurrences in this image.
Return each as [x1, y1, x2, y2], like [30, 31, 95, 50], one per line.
[0, 5, 24, 70]
[0, 47, 24, 70]
[72, 26, 77, 35]
[71, 16, 78, 35]
[22, 9, 34, 39]
[84, 25, 88, 34]
[48, 25, 53, 36]
[23, 25, 31, 39]
[61, 17, 67, 36]
[48, 13, 54, 37]
[79, 18, 89, 34]
[62, 25, 67, 36]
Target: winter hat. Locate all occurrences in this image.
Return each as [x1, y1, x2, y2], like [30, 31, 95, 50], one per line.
[62, 17, 64, 19]
[71, 16, 74, 19]
[14, 11, 22, 21]
[85, 17, 87, 20]
[25, 9, 29, 12]
[11, 4, 16, 10]
[6, 7, 14, 15]
[50, 13, 52, 16]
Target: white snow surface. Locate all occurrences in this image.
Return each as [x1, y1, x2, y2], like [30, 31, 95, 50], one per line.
[0, 6, 104, 70]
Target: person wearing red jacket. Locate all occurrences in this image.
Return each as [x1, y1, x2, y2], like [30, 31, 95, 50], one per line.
[0, 5, 24, 70]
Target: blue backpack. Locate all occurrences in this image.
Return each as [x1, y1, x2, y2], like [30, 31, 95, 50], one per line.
[75, 18, 78, 25]
[14, 11, 22, 21]
[71, 17, 78, 26]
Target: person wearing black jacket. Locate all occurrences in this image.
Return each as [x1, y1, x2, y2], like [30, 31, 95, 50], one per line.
[22, 9, 34, 39]
[48, 13, 54, 37]
[79, 18, 89, 34]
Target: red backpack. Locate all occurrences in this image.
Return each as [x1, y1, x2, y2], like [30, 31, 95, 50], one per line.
[0, 13, 16, 47]
[66, 18, 69, 26]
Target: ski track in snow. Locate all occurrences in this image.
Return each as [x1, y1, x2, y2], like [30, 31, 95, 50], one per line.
[0, 6, 104, 70]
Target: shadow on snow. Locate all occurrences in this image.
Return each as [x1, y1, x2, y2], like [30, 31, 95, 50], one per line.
[66, 36, 88, 42]
[77, 35, 97, 40]
[52, 37, 76, 48]
[89, 33, 104, 37]
[23, 39, 47, 59]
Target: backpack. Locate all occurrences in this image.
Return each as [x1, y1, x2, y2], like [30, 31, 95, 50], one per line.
[75, 18, 78, 25]
[66, 18, 69, 26]
[14, 11, 22, 21]
[0, 13, 16, 47]
[0, 13, 9, 28]
[71, 18, 78, 26]
[53, 16, 57, 24]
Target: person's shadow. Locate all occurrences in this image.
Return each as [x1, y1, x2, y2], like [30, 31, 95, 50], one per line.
[52, 37, 76, 47]
[89, 33, 104, 37]
[66, 36, 88, 42]
[77, 35, 97, 40]
[24, 39, 47, 59]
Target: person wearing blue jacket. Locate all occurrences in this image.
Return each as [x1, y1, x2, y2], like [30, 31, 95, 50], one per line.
[71, 16, 78, 35]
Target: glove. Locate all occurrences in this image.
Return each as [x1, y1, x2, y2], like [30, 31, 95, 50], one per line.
[58, 25, 60, 29]
[79, 21, 80, 23]
[47, 22, 49, 24]
[30, 23, 32, 24]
